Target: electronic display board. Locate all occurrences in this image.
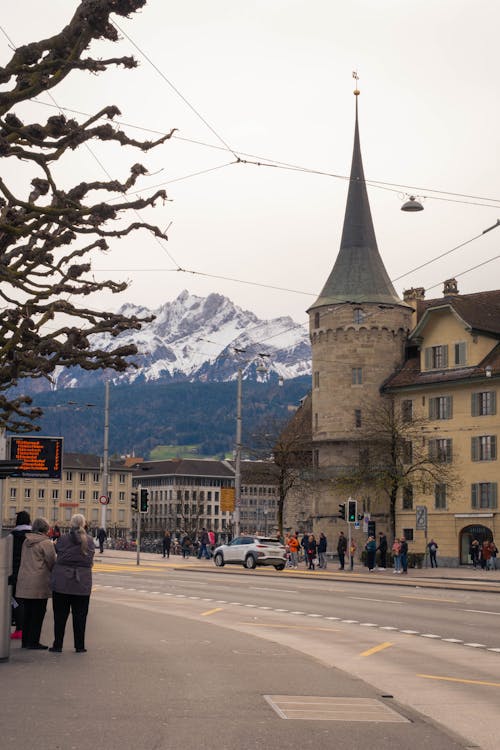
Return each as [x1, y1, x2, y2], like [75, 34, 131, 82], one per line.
[9, 436, 63, 479]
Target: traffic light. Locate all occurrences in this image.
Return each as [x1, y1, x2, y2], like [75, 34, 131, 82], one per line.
[348, 499, 357, 523]
[338, 502, 346, 520]
[140, 488, 149, 513]
[131, 492, 138, 511]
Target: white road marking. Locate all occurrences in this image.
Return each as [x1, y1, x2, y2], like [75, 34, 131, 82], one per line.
[464, 642, 487, 648]
[464, 609, 500, 616]
[379, 626, 398, 631]
[250, 587, 298, 593]
[349, 596, 402, 605]
[442, 638, 463, 643]
[400, 630, 419, 634]
[421, 634, 441, 639]
[360, 623, 379, 627]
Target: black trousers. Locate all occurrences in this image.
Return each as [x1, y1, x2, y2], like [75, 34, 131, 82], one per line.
[52, 591, 90, 651]
[11, 581, 25, 631]
[21, 598, 48, 647]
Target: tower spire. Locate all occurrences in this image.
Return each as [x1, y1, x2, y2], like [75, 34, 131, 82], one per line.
[309, 83, 403, 310]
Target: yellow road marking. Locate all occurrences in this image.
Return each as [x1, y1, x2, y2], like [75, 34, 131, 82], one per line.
[360, 642, 393, 657]
[239, 623, 339, 632]
[201, 607, 223, 617]
[418, 674, 500, 688]
[400, 595, 458, 603]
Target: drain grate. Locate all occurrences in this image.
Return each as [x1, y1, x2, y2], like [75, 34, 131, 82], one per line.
[264, 695, 409, 723]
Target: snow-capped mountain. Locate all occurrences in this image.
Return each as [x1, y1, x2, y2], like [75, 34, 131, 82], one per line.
[53, 290, 311, 389]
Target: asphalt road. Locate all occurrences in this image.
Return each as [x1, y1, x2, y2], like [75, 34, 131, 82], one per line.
[3, 559, 500, 750]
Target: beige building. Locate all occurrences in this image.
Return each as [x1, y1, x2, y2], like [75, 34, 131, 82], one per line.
[2, 452, 133, 535]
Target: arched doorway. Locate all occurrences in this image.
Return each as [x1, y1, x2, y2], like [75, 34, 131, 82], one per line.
[459, 524, 493, 565]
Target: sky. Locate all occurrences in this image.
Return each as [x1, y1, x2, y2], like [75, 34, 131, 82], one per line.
[2, 0, 500, 332]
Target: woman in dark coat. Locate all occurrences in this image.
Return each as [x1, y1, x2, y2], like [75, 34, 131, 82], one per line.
[306, 534, 317, 571]
[49, 514, 95, 653]
[9, 511, 31, 640]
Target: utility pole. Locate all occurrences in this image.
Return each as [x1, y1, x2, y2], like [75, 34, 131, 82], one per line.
[233, 367, 242, 538]
[136, 483, 141, 566]
[100, 380, 109, 531]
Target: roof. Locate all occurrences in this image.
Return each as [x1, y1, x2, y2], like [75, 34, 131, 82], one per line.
[413, 289, 500, 339]
[131, 458, 235, 479]
[383, 342, 500, 391]
[309, 98, 404, 310]
[63, 452, 131, 471]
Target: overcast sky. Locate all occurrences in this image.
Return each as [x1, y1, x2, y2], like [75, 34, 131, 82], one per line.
[2, 1, 500, 329]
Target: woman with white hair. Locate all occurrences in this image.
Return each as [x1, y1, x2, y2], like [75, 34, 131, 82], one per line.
[49, 514, 95, 653]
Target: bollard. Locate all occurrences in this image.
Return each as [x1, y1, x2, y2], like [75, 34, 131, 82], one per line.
[0, 534, 13, 662]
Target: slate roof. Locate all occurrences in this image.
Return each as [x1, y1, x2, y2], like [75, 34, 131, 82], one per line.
[309, 98, 404, 310]
[131, 458, 235, 479]
[63, 452, 132, 471]
[413, 289, 500, 338]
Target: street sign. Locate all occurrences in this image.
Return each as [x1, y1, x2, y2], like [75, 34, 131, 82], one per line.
[416, 505, 427, 531]
[9, 436, 63, 479]
[354, 521, 360, 530]
[99, 495, 110, 505]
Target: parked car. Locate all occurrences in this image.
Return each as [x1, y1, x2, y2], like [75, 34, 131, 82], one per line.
[213, 535, 287, 570]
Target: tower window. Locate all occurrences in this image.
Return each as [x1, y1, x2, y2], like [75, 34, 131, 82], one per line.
[353, 309, 365, 324]
[354, 409, 362, 428]
[314, 312, 320, 329]
[351, 367, 362, 385]
[314, 371, 320, 388]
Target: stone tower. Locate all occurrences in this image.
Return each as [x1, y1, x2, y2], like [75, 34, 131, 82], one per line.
[307, 91, 412, 536]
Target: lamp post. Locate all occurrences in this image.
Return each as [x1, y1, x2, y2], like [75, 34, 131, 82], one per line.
[100, 380, 110, 532]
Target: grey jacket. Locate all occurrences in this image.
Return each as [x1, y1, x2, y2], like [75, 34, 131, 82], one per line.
[16, 533, 56, 599]
[51, 531, 95, 596]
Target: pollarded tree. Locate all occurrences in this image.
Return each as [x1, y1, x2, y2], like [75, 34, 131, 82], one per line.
[0, 0, 175, 432]
[333, 395, 459, 539]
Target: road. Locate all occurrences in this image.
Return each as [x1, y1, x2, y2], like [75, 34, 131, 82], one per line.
[3, 557, 500, 750]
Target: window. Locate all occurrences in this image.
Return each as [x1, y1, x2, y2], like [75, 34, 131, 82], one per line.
[401, 399, 413, 423]
[10, 488, 16, 498]
[402, 440, 413, 464]
[65, 490, 72, 500]
[314, 371, 320, 388]
[354, 409, 362, 428]
[471, 435, 497, 461]
[402, 485, 413, 510]
[454, 342, 467, 366]
[429, 396, 453, 420]
[425, 345, 448, 370]
[118, 509, 125, 522]
[119, 473, 126, 484]
[93, 491, 99, 501]
[471, 483, 497, 509]
[359, 447, 369, 469]
[93, 472, 100, 482]
[66, 471, 73, 481]
[52, 490, 59, 500]
[314, 413, 318, 430]
[435, 483, 447, 509]
[119, 492, 125, 502]
[351, 367, 362, 385]
[353, 308, 364, 324]
[24, 488, 31, 499]
[38, 489, 45, 499]
[471, 391, 496, 416]
[91, 509, 98, 521]
[314, 312, 320, 329]
[79, 490, 86, 500]
[79, 472, 86, 482]
[402, 528, 414, 541]
[429, 438, 453, 463]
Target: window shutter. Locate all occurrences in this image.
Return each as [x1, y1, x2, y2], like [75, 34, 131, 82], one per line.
[447, 440, 453, 462]
[455, 341, 466, 365]
[492, 391, 497, 415]
[471, 437, 479, 461]
[425, 348, 432, 370]
[442, 345, 448, 367]
[471, 393, 479, 417]
[492, 436, 497, 461]
[471, 484, 478, 508]
[492, 483, 498, 509]
[446, 396, 453, 419]
[429, 398, 436, 419]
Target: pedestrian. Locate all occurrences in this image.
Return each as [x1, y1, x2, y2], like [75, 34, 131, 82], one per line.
[306, 534, 317, 570]
[427, 538, 438, 568]
[392, 537, 402, 574]
[470, 538, 480, 568]
[197, 528, 211, 559]
[49, 514, 95, 653]
[349, 539, 356, 571]
[8, 511, 32, 641]
[481, 540, 491, 570]
[16, 517, 56, 650]
[337, 531, 347, 570]
[97, 526, 107, 554]
[162, 530, 171, 558]
[400, 536, 409, 574]
[181, 534, 192, 559]
[489, 540, 498, 570]
[208, 529, 216, 556]
[365, 535, 376, 571]
[318, 532, 327, 569]
[301, 532, 309, 568]
[377, 532, 388, 569]
[288, 532, 300, 568]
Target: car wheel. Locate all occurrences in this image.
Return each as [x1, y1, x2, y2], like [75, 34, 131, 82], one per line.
[214, 552, 225, 567]
[244, 555, 257, 570]
[274, 564, 285, 571]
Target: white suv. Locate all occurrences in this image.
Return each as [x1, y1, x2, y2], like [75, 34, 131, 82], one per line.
[213, 535, 287, 571]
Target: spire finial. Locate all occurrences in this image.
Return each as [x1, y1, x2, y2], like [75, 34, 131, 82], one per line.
[352, 70, 360, 96]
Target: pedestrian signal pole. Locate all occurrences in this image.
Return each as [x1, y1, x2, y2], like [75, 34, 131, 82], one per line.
[136, 484, 141, 566]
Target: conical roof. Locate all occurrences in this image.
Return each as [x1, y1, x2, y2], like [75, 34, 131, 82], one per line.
[309, 96, 403, 310]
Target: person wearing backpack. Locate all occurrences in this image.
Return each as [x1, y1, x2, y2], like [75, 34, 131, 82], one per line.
[427, 539, 438, 568]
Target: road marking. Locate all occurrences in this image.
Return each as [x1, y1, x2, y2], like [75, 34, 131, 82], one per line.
[464, 609, 500, 616]
[400, 594, 458, 603]
[420, 633, 441, 639]
[418, 674, 500, 688]
[201, 607, 223, 617]
[341, 619, 358, 624]
[400, 630, 419, 634]
[360, 623, 379, 627]
[360, 642, 393, 657]
[379, 626, 398, 631]
[250, 587, 298, 593]
[442, 638, 463, 643]
[349, 597, 402, 605]
[240, 623, 339, 632]
[464, 642, 487, 648]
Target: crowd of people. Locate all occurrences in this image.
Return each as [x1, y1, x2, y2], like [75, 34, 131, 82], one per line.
[9, 511, 95, 653]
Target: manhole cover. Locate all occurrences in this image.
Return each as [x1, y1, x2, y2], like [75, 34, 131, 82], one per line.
[264, 695, 409, 723]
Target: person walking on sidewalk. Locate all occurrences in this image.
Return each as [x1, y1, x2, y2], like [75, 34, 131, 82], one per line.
[306, 534, 317, 570]
[337, 531, 347, 570]
[481, 540, 491, 570]
[16, 517, 56, 650]
[428, 539, 439, 567]
[377, 532, 388, 569]
[9, 511, 31, 641]
[400, 537, 409, 574]
[162, 530, 171, 559]
[50, 514, 95, 653]
[392, 538, 402, 574]
[197, 528, 211, 559]
[97, 526, 107, 554]
[318, 532, 328, 569]
[470, 538, 480, 568]
[349, 539, 356, 571]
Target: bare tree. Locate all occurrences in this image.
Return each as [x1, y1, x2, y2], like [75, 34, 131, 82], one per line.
[333, 396, 459, 538]
[0, 0, 175, 432]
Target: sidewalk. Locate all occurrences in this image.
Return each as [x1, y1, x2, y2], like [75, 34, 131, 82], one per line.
[97, 549, 500, 593]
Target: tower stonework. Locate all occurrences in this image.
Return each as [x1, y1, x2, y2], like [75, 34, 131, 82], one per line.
[307, 93, 411, 544]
